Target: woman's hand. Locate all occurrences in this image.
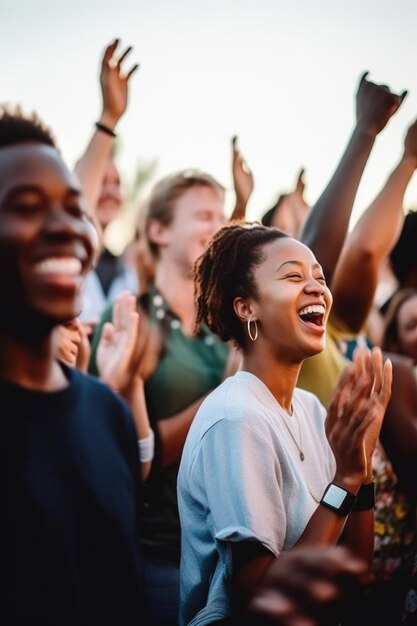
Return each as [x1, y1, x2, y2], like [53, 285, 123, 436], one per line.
[326, 346, 392, 488]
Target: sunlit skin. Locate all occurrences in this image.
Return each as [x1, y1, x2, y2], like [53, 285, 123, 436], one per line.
[235, 237, 333, 410]
[396, 293, 417, 363]
[271, 195, 309, 237]
[95, 157, 122, 230]
[0, 143, 95, 337]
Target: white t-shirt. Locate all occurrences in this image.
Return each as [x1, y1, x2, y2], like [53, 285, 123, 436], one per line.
[178, 370, 335, 626]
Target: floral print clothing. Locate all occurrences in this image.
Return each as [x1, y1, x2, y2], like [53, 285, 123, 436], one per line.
[372, 441, 417, 581]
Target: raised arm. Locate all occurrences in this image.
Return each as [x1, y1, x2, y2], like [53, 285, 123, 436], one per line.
[330, 118, 417, 332]
[299, 72, 406, 284]
[230, 135, 254, 222]
[74, 39, 138, 214]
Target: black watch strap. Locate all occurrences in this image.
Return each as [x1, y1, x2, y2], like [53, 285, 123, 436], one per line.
[352, 481, 375, 511]
[320, 483, 357, 517]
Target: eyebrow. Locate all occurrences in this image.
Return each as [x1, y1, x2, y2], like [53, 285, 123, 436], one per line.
[3, 184, 81, 201]
[277, 260, 323, 272]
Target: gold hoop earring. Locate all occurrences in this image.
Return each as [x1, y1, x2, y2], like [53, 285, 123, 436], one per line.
[247, 318, 258, 341]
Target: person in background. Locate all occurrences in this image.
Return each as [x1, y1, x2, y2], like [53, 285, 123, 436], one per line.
[382, 288, 417, 370]
[75, 39, 139, 324]
[261, 168, 309, 236]
[90, 168, 235, 626]
[297, 77, 417, 625]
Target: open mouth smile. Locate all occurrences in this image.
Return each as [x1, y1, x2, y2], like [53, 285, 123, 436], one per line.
[34, 257, 82, 276]
[32, 256, 84, 290]
[298, 304, 326, 328]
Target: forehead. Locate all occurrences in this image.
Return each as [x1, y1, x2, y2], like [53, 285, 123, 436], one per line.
[258, 237, 321, 270]
[398, 294, 417, 319]
[173, 184, 224, 213]
[0, 143, 79, 200]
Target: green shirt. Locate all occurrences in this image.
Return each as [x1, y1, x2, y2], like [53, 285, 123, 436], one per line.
[89, 284, 229, 562]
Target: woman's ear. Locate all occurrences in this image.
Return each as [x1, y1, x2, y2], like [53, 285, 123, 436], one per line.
[233, 297, 256, 323]
[147, 218, 170, 248]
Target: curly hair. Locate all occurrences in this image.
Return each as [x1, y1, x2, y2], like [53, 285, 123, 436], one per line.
[0, 106, 56, 149]
[194, 223, 288, 348]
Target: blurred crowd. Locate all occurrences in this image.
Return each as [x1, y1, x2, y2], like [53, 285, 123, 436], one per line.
[2, 38, 417, 626]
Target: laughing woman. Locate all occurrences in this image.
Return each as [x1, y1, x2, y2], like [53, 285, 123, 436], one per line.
[177, 224, 392, 626]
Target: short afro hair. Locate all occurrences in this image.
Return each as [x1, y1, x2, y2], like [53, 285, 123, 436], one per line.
[0, 106, 56, 149]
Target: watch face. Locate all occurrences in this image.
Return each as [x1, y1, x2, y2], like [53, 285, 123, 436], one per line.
[324, 484, 347, 507]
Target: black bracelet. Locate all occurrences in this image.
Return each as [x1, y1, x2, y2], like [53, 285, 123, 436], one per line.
[95, 121, 117, 138]
[352, 481, 375, 511]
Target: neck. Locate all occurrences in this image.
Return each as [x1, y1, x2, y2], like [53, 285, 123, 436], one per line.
[0, 330, 68, 391]
[240, 344, 301, 413]
[155, 262, 196, 334]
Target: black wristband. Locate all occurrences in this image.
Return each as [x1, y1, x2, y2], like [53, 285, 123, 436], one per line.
[352, 481, 375, 511]
[95, 121, 116, 138]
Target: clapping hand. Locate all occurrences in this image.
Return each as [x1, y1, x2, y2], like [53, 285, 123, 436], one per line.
[326, 346, 392, 486]
[96, 292, 139, 392]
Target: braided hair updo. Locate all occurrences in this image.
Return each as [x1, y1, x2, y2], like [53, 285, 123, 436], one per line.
[194, 223, 288, 349]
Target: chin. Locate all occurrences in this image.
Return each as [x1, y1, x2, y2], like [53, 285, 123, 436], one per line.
[303, 340, 326, 359]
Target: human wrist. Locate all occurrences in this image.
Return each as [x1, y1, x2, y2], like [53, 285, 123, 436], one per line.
[333, 473, 363, 496]
[320, 483, 357, 517]
[138, 430, 155, 463]
[97, 111, 119, 134]
[353, 122, 379, 142]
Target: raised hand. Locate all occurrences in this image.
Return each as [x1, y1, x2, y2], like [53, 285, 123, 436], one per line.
[99, 39, 139, 129]
[402, 117, 417, 166]
[326, 346, 392, 486]
[287, 168, 309, 235]
[96, 292, 139, 392]
[356, 71, 407, 138]
[231, 135, 254, 220]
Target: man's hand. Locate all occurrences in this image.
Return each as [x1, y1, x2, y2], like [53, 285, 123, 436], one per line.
[99, 39, 139, 130]
[356, 71, 407, 137]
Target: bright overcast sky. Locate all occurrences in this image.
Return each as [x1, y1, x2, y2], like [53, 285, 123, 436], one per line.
[2, 0, 417, 241]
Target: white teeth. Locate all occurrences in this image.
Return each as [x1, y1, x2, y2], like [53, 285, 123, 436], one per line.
[299, 305, 325, 317]
[34, 257, 82, 276]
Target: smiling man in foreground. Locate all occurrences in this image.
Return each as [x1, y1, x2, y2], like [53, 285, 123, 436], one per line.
[0, 108, 147, 625]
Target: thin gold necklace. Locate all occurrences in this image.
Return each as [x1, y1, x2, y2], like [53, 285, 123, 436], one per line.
[276, 404, 323, 503]
[279, 410, 305, 462]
